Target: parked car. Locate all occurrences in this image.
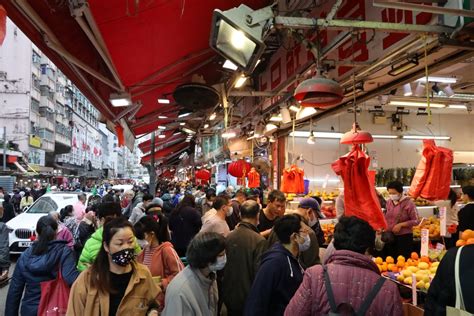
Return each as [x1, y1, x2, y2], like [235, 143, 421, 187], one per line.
[6, 192, 92, 253]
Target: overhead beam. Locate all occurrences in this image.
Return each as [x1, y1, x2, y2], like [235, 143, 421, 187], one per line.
[373, 0, 474, 18]
[273, 17, 454, 34]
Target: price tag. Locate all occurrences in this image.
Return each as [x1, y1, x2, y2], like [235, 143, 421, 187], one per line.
[440, 207, 447, 237]
[420, 228, 429, 257]
[412, 273, 417, 306]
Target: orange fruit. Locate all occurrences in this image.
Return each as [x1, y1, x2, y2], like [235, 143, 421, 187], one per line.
[461, 229, 474, 241]
[397, 255, 405, 262]
[386, 256, 395, 264]
[456, 239, 466, 247]
[390, 265, 399, 273]
[397, 260, 406, 268]
[420, 256, 430, 264]
[382, 263, 388, 272]
[375, 257, 383, 265]
[377, 264, 383, 273]
[466, 238, 474, 245]
[411, 252, 419, 260]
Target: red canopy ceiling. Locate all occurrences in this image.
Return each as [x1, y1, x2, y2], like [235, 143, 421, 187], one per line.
[138, 132, 186, 153]
[141, 141, 189, 164]
[3, 0, 269, 139]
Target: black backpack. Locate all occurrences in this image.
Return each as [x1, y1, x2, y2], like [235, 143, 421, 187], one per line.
[323, 266, 386, 316]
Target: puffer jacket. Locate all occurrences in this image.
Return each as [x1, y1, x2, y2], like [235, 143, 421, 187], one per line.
[244, 243, 304, 316]
[5, 240, 80, 316]
[284, 250, 403, 316]
[77, 226, 142, 271]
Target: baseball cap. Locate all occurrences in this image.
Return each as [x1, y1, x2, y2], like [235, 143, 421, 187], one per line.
[298, 198, 320, 211]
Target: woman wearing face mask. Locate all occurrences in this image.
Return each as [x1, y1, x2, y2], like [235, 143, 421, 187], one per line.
[66, 217, 160, 316]
[162, 232, 226, 316]
[134, 215, 184, 308]
[383, 181, 419, 258]
[244, 214, 306, 316]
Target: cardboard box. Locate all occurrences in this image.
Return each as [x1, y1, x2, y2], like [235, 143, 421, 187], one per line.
[403, 303, 424, 316]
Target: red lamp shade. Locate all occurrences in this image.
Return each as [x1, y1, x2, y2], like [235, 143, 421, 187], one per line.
[294, 76, 343, 108]
[340, 123, 373, 145]
[228, 160, 251, 178]
[195, 169, 211, 181]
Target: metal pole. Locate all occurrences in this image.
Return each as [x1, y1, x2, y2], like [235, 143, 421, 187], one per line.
[3, 127, 6, 171]
[149, 131, 156, 195]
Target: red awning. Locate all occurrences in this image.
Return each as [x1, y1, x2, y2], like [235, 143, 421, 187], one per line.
[3, 0, 269, 137]
[140, 142, 189, 164]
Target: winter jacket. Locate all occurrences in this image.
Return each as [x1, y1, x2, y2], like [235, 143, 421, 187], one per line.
[136, 241, 184, 290]
[284, 250, 403, 316]
[0, 223, 9, 269]
[56, 223, 74, 248]
[385, 196, 418, 235]
[1, 201, 15, 223]
[66, 262, 160, 316]
[226, 200, 241, 230]
[5, 240, 80, 316]
[129, 202, 146, 225]
[169, 206, 202, 253]
[244, 243, 304, 316]
[223, 222, 266, 316]
[77, 226, 142, 271]
[162, 266, 219, 316]
[425, 245, 474, 315]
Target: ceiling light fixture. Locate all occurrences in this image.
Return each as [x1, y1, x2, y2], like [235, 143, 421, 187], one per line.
[388, 56, 419, 76]
[178, 109, 192, 118]
[264, 123, 278, 133]
[109, 92, 132, 107]
[389, 101, 446, 108]
[307, 131, 315, 144]
[403, 83, 412, 96]
[158, 115, 168, 119]
[157, 126, 166, 130]
[269, 114, 282, 122]
[416, 76, 457, 84]
[222, 130, 237, 138]
[280, 107, 292, 124]
[289, 105, 300, 112]
[295, 107, 317, 120]
[182, 127, 196, 134]
[179, 122, 186, 126]
[234, 75, 248, 88]
[402, 135, 451, 140]
[222, 60, 238, 70]
[443, 85, 455, 98]
[157, 98, 170, 104]
[209, 112, 217, 120]
[158, 134, 166, 139]
[204, 124, 209, 128]
[448, 104, 467, 109]
[414, 82, 425, 97]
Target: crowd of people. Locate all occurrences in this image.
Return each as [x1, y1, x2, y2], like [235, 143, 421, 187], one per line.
[0, 180, 472, 315]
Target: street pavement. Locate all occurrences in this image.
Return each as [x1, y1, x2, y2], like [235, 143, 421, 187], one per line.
[0, 255, 18, 316]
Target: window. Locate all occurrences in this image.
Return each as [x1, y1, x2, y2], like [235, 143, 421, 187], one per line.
[31, 98, 40, 113]
[32, 52, 41, 65]
[32, 74, 40, 90]
[27, 197, 57, 214]
[38, 128, 54, 141]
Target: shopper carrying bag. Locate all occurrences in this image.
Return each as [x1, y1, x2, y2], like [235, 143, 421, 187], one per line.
[446, 246, 473, 316]
[37, 266, 70, 316]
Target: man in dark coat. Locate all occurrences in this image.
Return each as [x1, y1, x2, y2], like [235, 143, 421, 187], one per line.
[223, 200, 266, 316]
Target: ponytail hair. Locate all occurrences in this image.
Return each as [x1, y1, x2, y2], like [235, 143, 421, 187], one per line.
[32, 215, 58, 255]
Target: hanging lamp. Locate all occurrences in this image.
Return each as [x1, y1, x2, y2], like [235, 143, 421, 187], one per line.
[340, 33, 373, 145]
[293, 30, 343, 108]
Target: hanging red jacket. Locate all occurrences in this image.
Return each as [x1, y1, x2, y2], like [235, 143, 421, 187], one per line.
[281, 165, 305, 194]
[247, 168, 260, 188]
[332, 145, 387, 231]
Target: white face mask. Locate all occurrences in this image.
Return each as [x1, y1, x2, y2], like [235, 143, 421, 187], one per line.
[209, 254, 227, 271]
[308, 216, 318, 227]
[298, 234, 311, 252]
[226, 206, 233, 217]
[390, 194, 401, 201]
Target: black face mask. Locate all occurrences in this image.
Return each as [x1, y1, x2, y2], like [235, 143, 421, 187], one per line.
[110, 248, 135, 266]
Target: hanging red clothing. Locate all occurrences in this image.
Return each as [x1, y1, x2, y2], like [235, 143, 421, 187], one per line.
[281, 165, 305, 194]
[247, 168, 260, 188]
[332, 145, 387, 231]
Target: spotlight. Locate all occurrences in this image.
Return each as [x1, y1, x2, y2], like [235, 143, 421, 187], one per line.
[296, 107, 317, 120]
[442, 85, 455, 98]
[280, 107, 292, 124]
[403, 83, 412, 96]
[307, 132, 315, 144]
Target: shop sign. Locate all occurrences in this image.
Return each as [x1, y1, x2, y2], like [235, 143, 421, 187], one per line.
[29, 135, 42, 148]
[258, 0, 434, 109]
[28, 148, 45, 166]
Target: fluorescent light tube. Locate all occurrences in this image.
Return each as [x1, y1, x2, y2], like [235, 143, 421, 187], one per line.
[448, 104, 467, 109]
[372, 135, 399, 139]
[402, 135, 451, 140]
[389, 101, 445, 108]
[269, 114, 282, 122]
[179, 122, 186, 126]
[223, 60, 238, 71]
[158, 126, 166, 130]
[234, 75, 248, 88]
[158, 115, 168, 119]
[157, 98, 170, 104]
[289, 105, 300, 112]
[222, 131, 236, 138]
[158, 134, 166, 139]
[416, 76, 457, 84]
[209, 112, 217, 120]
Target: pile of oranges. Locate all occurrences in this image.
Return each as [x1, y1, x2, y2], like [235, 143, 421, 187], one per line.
[374, 252, 431, 273]
[455, 229, 474, 247]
